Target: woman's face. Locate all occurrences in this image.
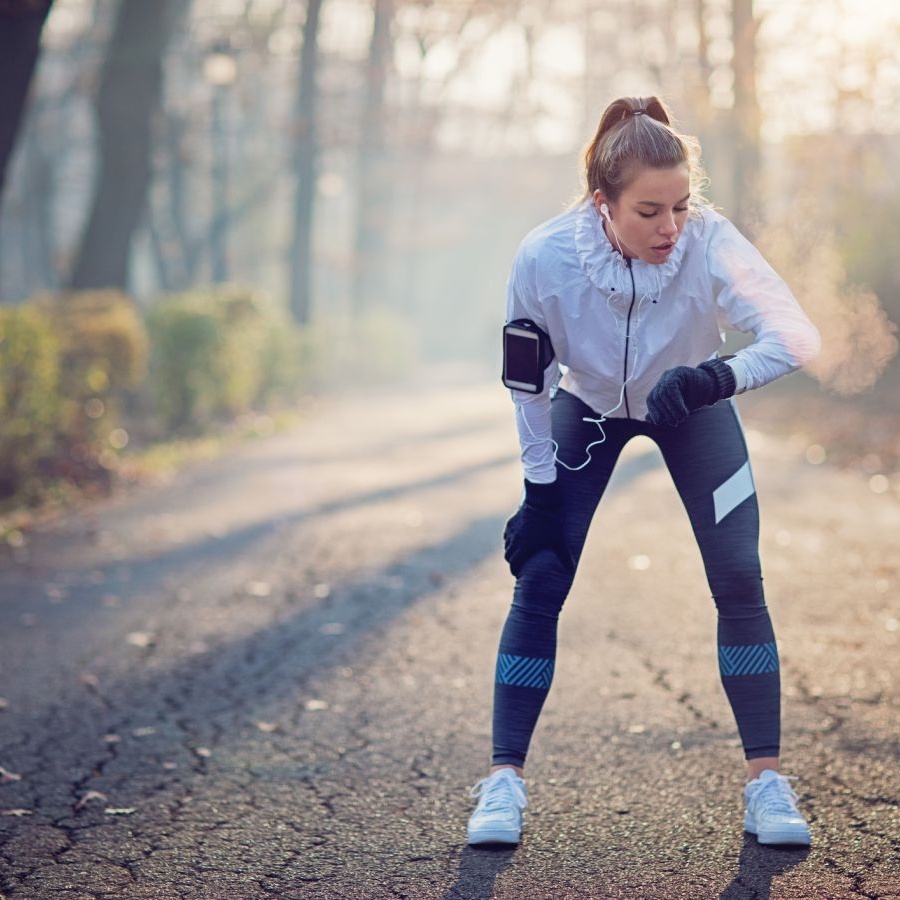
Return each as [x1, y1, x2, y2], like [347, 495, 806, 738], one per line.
[594, 164, 691, 265]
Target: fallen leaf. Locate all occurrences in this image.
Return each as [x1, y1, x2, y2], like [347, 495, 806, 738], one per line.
[132, 727, 156, 737]
[304, 699, 329, 712]
[74, 790, 108, 811]
[104, 807, 136, 816]
[103, 734, 121, 744]
[79, 673, 99, 688]
[1, 809, 33, 817]
[194, 747, 212, 758]
[6, 530, 25, 548]
[245, 581, 272, 598]
[255, 721, 280, 733]
[0, 767, 22, 783]
[126, 632, 155, 648]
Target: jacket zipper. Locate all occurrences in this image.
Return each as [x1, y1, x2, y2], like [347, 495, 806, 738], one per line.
[623, 258, 636, 418]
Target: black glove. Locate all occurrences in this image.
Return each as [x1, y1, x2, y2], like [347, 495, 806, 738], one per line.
[645, 358, 737, 427]
[503, 479, 572, 578]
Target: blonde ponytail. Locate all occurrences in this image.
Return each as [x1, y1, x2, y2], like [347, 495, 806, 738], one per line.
[583, 96, 708, 210]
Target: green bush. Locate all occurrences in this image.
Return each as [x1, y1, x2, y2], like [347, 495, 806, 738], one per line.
[0, 291, 149, 506]
[147, 299, 223, 430]
[147, 285, 306, 431]
[0, 305, 61, 500]
[0, 284, 420, 510]
[36, 290, 149, 450]
[256, 319, 311, 407]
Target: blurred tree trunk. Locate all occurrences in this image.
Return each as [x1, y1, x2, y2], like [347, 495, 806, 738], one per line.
[288, 0, 325, 326]
[691, 0, 732, 211]
[0, 0, 53, 212]
[352, 0, 394, 315]
[69, 0, 186, 291]
[149, 110, 195, 289]
[730, 0, 761, 232]
[693, 0, 713, 130]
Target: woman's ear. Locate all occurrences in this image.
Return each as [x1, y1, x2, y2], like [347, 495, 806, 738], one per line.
[592, 190, 606, 214]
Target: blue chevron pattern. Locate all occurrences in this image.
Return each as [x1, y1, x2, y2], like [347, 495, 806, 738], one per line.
[495, 653, 555, 689]
[718, 641, 779, 677]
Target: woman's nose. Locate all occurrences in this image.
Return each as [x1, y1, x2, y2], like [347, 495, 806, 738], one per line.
[659, 214, 678, 236]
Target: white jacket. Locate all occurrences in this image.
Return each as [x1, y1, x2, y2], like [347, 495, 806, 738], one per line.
[507, 201, 821, 483]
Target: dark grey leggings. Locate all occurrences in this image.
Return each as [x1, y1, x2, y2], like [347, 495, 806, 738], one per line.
[493, 388, 780, 766]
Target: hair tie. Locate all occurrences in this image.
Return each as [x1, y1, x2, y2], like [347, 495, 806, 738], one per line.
[632, 109, 646, 116]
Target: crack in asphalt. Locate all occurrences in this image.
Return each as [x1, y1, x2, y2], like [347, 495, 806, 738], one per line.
[604, 628, 723, 731]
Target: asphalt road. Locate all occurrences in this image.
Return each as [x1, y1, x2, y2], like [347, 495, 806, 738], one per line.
[0, 376, 898, 899]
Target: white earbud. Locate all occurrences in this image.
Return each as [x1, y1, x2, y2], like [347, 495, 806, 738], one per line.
[598, 200, 626, 257]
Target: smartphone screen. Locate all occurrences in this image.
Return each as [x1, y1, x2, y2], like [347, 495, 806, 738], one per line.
[503, 326, 542, 392]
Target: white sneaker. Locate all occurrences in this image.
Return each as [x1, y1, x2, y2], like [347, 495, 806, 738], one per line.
[467, 768, 528, 845]
[744, 770, 811, 846]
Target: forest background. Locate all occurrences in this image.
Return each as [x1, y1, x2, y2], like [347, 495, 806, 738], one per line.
[1, 0, 899, 516]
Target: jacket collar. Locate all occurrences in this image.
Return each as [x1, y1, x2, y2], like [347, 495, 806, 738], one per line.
[573, 199, 687, 296]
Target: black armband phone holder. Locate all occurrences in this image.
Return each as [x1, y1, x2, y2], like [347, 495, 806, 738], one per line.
[502, 318, 555, 393]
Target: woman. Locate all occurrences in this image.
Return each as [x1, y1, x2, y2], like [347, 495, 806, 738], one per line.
[467, 96, 819, 847]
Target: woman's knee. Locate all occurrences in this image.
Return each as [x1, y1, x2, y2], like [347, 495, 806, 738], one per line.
[711, 566, 765, 614]
[513, 548, 576, 617]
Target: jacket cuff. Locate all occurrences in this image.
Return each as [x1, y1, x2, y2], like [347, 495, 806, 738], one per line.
[523, 478, 560, 509]
[724, 356, 748, 393]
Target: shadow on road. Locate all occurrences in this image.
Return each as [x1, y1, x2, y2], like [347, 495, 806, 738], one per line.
[443, 845, 517, 900]
[0, 422, 668, 893]
[719, 835, 810, 899]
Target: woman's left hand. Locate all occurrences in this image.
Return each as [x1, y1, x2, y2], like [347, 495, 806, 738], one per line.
[646, 359, 737, 427]
[503, 479, 572, 577]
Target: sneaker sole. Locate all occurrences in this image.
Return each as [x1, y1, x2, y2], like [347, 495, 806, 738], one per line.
[753, 830, 810, 846]
[467, 827, 521, 845]
[745, 815, 810, 846]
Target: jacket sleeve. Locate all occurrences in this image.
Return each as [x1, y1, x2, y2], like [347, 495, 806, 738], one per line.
[708, 218, 820, 392]
[505, 247, 559, 484]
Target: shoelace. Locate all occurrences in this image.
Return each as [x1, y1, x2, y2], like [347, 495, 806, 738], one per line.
[753, 775, 801, 817]
[469, 774, 528, 812]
